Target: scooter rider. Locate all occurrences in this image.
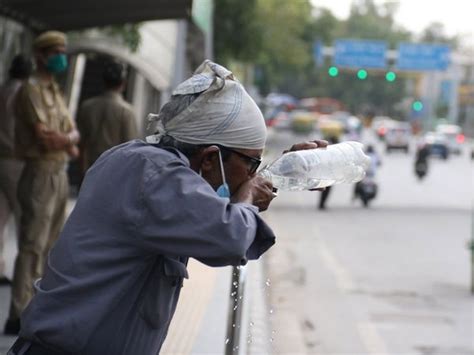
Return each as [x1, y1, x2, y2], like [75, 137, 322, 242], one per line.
[353, 144, 380, 202]
[414, 143, 430, 179]
[365, 145, 381, 178]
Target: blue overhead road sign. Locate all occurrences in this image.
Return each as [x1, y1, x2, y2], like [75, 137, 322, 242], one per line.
[333, 39, 387, 69]
[313, 40, 324, 67]
[397, 43, 450, 71]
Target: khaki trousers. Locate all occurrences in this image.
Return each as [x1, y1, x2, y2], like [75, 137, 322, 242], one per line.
[0, 158, 24, 276]
[9, 160, 69, 320]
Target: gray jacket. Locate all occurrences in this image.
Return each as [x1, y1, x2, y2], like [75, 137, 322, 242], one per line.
[19, 140, 275, 354]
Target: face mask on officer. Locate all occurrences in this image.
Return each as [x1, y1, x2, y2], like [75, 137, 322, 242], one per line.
[46, 53, 68, 74]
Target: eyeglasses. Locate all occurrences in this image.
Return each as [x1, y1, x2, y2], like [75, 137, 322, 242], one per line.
[219, 146, 262, 175]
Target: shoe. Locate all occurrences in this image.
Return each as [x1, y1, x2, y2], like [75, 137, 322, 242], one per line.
[0, 276, 12, 286]
[4, 318, 20, 336]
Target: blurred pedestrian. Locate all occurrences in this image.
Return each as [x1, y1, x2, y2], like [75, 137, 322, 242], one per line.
[318, 136, 339, 210]
[77, 59, 138, 179]
[4, 31, 80, 336]
[7, 60, 327, 354]
[0, 55, 32, 286]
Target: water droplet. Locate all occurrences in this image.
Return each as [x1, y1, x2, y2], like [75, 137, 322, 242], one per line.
[250, 321, 254, 327]
[239, 295, 243, 300]
[247, 339, 252, 344]
[269, 308, 274, 314]
[272, 330, 276, 334]
[232, 323, 236, 328]
[225, 338, 230, 344]
[233, 305, 238, 310]
[270, 337, 274, 343]
[233, 346, 239, 351]
[265, 279, 271, 287]
[233, 281, 238, 286]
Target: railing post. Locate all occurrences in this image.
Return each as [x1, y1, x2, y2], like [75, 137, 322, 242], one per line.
[225, 265, 247, 354]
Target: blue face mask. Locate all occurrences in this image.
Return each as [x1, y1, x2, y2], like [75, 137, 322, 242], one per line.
[216, 149, 230, 198]
[46, 54, 68, 73]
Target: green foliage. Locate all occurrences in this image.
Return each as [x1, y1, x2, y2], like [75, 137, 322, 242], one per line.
[419, 22, 459, 48]
[214, 0, 262, 64]
[253, 0, 313, 91]
[102, 23, 142, 52]
[214, 0, 313, 91]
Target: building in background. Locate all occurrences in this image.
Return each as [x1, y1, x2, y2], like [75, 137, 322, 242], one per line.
[0, 0, 214, 136]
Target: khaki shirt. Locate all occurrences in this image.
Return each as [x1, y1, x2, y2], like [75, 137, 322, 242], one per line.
[77, 91, 138, 170]
[15, 75, 74, 161]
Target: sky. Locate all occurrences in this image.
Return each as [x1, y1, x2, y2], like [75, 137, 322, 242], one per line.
[310, 0, 473, 47]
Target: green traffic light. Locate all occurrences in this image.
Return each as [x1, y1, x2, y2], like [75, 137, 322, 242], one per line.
[328, 66, 339, 77]
[412, 101, 423, 112]
[385, 71, 396, 82]
[357, 69, 368, 80]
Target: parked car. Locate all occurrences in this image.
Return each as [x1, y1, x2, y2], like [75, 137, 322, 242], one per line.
[424, 132, 449, 159]
[435, 124, 465, 155]
[385, 122, 411, 153]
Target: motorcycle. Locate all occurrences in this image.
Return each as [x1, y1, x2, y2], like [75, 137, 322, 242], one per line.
[354, 176, 378, 207]
[414, 159, 428, 180]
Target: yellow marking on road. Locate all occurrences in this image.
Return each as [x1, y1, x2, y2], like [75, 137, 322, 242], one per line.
[357, 322, 389, 355]
[316, 237, 355, 291]
[314, 231, 389, 354]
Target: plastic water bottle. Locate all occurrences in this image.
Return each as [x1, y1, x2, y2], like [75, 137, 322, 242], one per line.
[259, 141, 371, 191]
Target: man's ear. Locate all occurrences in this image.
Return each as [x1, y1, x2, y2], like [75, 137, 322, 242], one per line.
[199, 145, 220, 172]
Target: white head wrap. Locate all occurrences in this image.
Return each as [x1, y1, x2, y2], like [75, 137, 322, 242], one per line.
[146, 60, 267, 149]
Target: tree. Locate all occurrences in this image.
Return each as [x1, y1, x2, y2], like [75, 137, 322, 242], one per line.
[213, 0, 262, 65]
[214, 0, 313, 93]
[253, 0, 313, 93]
[419, 22, 459, 48]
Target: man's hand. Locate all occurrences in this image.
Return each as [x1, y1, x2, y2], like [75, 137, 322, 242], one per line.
[35, 124, 80, 152]
[67, 145, 80, 160]
[39, 130, 69, 151]
[231, 175, 275, 212]
[282, 139, 328, 154]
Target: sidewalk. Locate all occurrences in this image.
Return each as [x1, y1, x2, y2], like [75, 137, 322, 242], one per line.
[0, 199, 274, 355]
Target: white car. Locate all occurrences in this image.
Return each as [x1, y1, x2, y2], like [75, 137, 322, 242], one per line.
[435, 124, 464, 154]
[385, 122, 411, 153]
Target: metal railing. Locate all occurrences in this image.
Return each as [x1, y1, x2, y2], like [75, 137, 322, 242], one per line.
[225, 265, 247, 354]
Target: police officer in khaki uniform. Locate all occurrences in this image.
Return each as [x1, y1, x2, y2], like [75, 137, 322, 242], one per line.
[4, 31, 80, 335]
[77, 60, 138, 177]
